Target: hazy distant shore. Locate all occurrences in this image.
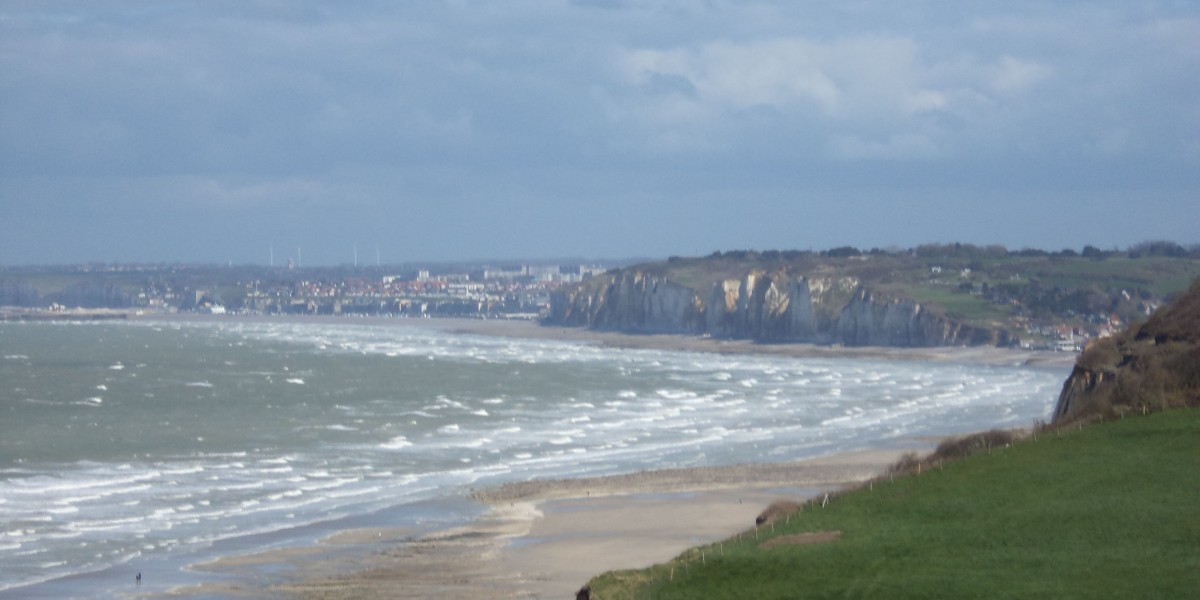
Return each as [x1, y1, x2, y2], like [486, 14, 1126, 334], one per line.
[126, 311, 1079, 369]
[0, 306, 132, 321]
[440, 317, 1078, 369]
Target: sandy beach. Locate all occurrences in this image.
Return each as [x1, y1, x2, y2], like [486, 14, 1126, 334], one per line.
[190, 449, 915, 600]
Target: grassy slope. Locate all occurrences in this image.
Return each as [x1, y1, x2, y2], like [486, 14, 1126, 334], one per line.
[587, 410, 1200, 599]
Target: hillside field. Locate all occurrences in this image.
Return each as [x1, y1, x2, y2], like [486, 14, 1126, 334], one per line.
[587, 409, 1200, 599]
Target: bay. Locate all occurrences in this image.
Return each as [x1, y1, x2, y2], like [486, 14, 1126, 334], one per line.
[0, 318, 1065, 596]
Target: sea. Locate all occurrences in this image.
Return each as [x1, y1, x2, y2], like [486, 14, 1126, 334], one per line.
[0, 317, 1067, 598]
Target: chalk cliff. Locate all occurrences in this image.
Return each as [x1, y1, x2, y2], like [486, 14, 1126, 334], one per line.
[546, 269, 1014, 348]
[547, 270, 704, 334]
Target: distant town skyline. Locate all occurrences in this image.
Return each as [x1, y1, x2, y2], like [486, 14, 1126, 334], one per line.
[2, 2, 1198, 266]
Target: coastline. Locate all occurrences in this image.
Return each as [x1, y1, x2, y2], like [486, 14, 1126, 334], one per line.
[102, 314, 1073, 598]
[129, 312, 1079, 369]
[441, 318, 1078, 368]
[201, 449, 918, 599]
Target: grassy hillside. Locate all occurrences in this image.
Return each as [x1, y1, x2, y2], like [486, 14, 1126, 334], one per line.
[585, 409, 1200, 599]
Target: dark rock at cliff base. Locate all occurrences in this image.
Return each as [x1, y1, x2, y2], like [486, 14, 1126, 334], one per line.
[1052, 279, 1200, 424]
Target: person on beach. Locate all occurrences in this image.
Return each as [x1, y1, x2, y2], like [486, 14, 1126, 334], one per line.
[136, 572, 141, 586]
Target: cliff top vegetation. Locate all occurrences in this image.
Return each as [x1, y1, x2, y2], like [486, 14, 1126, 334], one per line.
[592, 242, 1200, 340]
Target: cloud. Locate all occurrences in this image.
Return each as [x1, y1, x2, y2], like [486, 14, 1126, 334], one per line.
[828, 133, 940, 160]
[622, 40, 842, 114]
[987, 55, 1052, 95]
[610, 34, 1058, 161]
[1, 2, 1197, 264]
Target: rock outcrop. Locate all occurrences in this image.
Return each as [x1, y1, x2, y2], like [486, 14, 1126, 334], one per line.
[548, 270, 704, 334]
[705, 271, 824, 341]
[1051, 279, 1200, 424]
[545, 269, 1014, 348]
[1052, 364, 1116, 423]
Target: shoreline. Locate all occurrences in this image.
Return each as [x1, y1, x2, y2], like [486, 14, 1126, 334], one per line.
[126, 312, 1078, 369]
[442, 318, 1078, 369]
[38, 314, 1070, 598]
[193, 448, 920, 599]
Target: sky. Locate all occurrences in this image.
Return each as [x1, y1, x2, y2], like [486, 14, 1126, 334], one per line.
[2, 1, 1198, 266]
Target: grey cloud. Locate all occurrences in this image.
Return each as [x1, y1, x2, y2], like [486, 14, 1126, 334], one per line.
[1, 1, 1197, 264]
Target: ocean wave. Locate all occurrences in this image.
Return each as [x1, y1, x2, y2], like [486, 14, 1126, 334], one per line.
[380, 436, 413, 450]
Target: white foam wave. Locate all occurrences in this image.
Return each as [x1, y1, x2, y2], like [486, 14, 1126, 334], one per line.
[380, 436, 413, 450]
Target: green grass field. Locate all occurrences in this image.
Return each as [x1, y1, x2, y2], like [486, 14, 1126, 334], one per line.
[587, 410, 1200, 599]
[903, 285, 1012, 322]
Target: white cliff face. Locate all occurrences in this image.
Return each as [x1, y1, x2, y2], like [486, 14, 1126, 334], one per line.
[554, 271, 703, 333]
[705, 279, 742, 337]
[836, 290, 923, 346]
[546, 269, 1013, 347]
[786, 279, 816, 340]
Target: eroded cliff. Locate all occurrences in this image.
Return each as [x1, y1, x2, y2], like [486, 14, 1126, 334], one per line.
[548, 270, 704, 334]
[1051, 279, 1200, 424]
[546, 268, 1015, 348]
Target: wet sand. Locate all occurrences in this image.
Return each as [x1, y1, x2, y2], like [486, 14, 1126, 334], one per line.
[204, 450, 917, 600]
